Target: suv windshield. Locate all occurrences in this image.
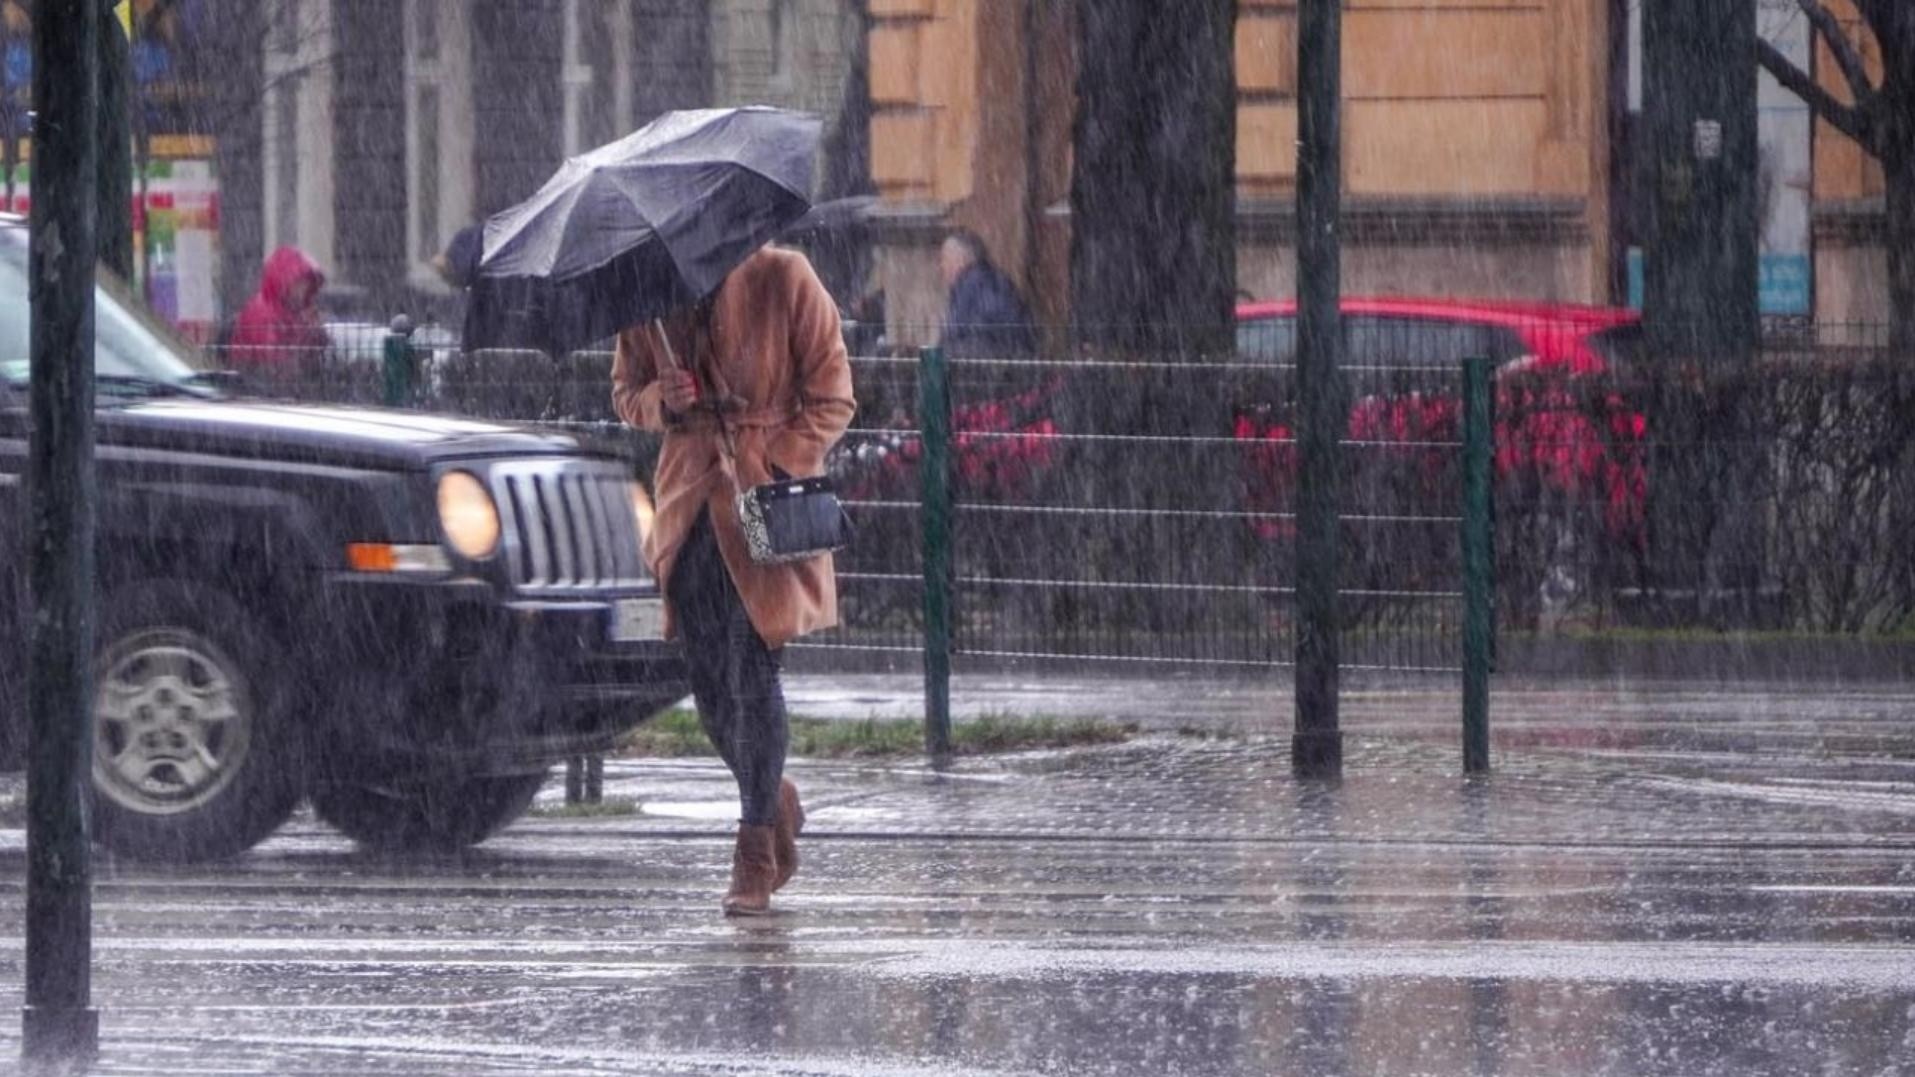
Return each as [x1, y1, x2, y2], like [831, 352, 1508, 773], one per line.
[0, 225, 208, 397]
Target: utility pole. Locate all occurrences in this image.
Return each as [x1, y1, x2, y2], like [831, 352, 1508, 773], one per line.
[1293, 0, 1344, 778]
[24, 0, 102, 1069]
[1643, 0, 1759, 360]
[1642, 0, 1763, 626]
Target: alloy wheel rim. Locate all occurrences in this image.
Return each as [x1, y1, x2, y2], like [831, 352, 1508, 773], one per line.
[92, 631, 253, 816]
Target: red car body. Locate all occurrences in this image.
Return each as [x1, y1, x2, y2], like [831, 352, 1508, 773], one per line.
[836, 299, 1647, 556]
[1232, 298, 1647, 543]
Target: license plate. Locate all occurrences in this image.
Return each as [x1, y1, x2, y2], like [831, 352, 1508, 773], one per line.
[609, 598, 665, 642]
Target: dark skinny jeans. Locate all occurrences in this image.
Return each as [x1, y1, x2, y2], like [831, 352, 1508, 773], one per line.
[668, 511, 789, 826]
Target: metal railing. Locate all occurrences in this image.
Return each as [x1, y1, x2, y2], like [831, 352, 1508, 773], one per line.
[204, 317, 1915, 651]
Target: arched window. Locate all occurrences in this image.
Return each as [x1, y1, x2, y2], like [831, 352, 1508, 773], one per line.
[563, 0, 634, 156]
[262, 0, 335, 264]
[770, 0, 797, 83]
[404, 0, 474, 287]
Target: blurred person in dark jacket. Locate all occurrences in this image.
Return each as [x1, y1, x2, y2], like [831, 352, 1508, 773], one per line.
[432, 222, 484, 290]
[938, 229, 1036, 359]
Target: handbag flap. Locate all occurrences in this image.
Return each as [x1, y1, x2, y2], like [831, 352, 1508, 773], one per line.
[754, 475, 836, 503]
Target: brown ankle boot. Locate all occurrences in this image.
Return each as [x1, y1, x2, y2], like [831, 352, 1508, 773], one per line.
[722, 823, 778, 917]
[772, 779, 805, 892]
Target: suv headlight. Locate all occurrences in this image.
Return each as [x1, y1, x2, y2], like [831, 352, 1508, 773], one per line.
[438, 470, 501, 560]
[629, 481, 655, 546]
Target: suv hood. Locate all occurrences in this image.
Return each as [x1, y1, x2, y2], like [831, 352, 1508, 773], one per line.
[100, 399, 590, 468]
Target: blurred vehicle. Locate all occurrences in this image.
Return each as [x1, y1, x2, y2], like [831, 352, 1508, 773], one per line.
[836, 299, 1644, 502]
[829, 298, 1648, 625]
[832, 372, 1062, 504]
[1232, 298, 1648, 621]
[0, 222, 685, 861]
[324, 320, 461, 367]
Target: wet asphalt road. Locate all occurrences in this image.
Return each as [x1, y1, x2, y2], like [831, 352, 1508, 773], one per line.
[2, 677, 1915, 1075]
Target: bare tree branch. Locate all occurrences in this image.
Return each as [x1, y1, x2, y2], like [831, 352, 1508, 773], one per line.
[1796, 0, 1878, 108]
[1759, 36, 1877, 152]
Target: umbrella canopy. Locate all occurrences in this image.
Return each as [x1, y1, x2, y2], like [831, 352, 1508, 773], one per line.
[465, 107, 821, 355]
[781, 195, 879, 241]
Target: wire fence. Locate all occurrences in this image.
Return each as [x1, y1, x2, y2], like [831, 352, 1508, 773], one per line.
[1491, 354, 1915, 635]
[204, 311, 1915, 676]
[822, 348, 1477, 672]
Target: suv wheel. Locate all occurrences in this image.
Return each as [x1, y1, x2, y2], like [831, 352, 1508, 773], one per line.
[312, 770, 548, 853]
[91, 582, 300, 861]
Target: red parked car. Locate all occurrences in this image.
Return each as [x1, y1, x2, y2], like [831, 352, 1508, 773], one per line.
[830, 297, 1648, 621]
[1233, 298, 1648, 616]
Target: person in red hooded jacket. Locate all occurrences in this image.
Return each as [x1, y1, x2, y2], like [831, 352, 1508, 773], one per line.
[228, 247, 329, 375]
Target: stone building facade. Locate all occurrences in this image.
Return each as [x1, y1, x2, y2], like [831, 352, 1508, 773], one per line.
[866, 0, 1892, 346]
[242, 0, 859, 323]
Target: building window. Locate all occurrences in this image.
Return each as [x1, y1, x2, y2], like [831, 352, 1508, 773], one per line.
[271, 88, 299, 247]
[262, 0, 334, 260]
[770, 0, 797, 84]
[405, 0, 474, 286]
[563, 0, 634, 156]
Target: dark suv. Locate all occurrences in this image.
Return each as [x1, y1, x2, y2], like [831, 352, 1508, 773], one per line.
[0, 229, 685, 861]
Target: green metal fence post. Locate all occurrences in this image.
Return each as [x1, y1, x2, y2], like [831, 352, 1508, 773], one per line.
[1461, 355, 1494, 774]
[919, 345, 953, 762]
[382, 315, 416, 407]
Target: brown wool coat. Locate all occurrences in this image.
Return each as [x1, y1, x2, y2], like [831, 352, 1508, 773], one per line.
[611, 246, 856, 649]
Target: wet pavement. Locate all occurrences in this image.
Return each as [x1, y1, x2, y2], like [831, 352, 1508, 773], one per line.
[2, 676, 1915, 1074]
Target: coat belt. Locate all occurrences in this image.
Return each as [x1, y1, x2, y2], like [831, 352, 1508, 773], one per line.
[670, 404, 800, 433]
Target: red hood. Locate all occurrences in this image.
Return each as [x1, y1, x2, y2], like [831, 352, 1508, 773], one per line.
[258, 246, 325, 308]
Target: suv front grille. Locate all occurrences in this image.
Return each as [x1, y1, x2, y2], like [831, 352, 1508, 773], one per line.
[490, 462, 650, 591]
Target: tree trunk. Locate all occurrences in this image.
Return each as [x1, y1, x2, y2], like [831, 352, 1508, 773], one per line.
[1069, 1, 1235, 358]
[1642, 0, 1759, 363]
[332, 0, 411, 311]
[1888, 148, 1915, 356]
[1882, 82, 1915, 357]
[97, 24, 134, 281]
[196, 0, 267, 319]
[1855, 1, 1914, 352]
[472, 1, 565, 222]
[812, 0, 873, 303]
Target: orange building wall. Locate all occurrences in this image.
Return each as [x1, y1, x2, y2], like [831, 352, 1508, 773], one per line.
[869, 0, 1618, 339]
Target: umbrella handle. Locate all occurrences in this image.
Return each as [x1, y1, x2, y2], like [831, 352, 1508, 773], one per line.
[651, 319, 682, 374]
[651, 319, 702, 404]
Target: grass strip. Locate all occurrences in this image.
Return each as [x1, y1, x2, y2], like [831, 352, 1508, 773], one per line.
[530, 796, 645, 819]
[617, 709, 1136, 759]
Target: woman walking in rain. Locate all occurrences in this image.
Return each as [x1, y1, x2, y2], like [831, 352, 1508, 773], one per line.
[612, 243, 855, 916]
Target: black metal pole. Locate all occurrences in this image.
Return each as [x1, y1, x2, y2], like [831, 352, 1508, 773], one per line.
[23, 0, 102, 1068]
[1293, 0, 1343, 778]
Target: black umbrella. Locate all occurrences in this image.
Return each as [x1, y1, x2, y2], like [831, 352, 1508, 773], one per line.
[465, 107, 821, 355]
[781, 195, 879, 241]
